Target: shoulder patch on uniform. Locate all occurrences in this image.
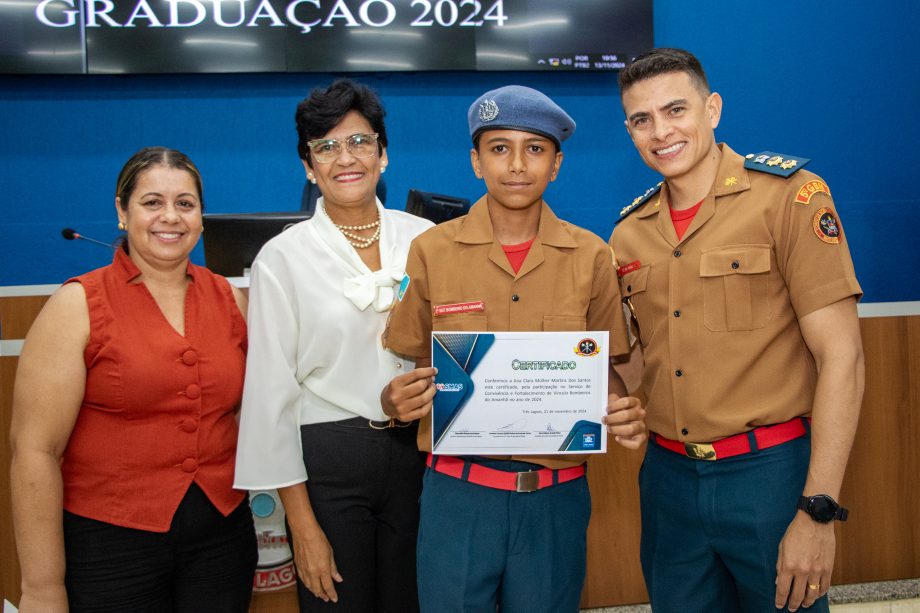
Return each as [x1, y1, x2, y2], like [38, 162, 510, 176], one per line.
[794, 179, 831, 205]
[744, 151, 810, 178]
[813, 207, 841, 244]
[620, 182, 662, 220]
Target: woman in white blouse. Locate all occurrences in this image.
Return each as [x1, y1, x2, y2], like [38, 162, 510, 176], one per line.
[234, 79, 436, 612]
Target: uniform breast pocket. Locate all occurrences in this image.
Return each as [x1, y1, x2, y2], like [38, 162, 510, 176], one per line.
[622, 266, 649, 302]
[432, 312, 488, 332]
[542, 315, 586, 331]
[700, 244, 774, 331]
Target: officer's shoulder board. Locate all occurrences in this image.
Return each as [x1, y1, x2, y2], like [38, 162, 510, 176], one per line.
[744, 151, 810, 178]
[619, 181, 662, 221]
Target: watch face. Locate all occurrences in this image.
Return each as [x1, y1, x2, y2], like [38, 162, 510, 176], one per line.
[809, 495, 838, 522]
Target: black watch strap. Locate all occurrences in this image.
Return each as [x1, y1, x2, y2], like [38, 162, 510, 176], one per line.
[797, 494, 849, 523]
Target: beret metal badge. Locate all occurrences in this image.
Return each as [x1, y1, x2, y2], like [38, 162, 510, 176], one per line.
[479, 99, 499, 122]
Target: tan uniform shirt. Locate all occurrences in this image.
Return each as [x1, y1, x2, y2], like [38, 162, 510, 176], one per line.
[609, 144, 862, 442]
[385, 196, 630, 469]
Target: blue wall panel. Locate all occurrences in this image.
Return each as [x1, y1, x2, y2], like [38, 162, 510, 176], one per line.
[2, 1, 918, 303]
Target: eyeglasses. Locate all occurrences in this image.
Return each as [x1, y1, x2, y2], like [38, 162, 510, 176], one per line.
[306, 132, 380, 163]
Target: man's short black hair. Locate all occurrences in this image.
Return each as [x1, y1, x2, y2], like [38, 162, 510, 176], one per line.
[618, 48, 710, 99]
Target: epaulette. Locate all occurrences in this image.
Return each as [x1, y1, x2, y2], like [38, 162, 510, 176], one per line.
[744, 151, 810, 178]
[619, 181, 662, 220]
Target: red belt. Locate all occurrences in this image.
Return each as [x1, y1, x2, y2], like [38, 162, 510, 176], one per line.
[652, 417, 809, 461]
[426, 454, 585, 493]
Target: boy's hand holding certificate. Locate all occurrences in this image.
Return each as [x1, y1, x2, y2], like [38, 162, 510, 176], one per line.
[431, 331, 609, 455]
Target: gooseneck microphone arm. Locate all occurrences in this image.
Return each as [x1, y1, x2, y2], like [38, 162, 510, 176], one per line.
[61, 228, 116, 249]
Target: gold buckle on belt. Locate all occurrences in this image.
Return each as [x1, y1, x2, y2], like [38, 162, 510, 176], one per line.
[515, 471, 540, 492]
[684, 442, 717, 461]
[368, 418, 413, 430]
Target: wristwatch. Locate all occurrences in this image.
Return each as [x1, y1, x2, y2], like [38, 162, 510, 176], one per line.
[797, 494, 848, 523]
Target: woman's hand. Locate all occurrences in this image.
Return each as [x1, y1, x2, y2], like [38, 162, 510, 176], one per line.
[289, 522, 343, 603]
[381, 365, 437, 422]
[277, 484, 344, 603]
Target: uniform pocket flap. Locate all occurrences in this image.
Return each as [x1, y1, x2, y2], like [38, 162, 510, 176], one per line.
[700, 245, 771, 277]
[431, 312, 488, 332]
[543, 315, 587, 331]
[621, 265, 649, 297]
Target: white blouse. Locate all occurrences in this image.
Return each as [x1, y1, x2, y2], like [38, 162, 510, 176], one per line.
[234, 200, 433, 490]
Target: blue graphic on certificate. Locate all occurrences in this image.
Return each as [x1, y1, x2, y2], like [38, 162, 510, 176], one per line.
[431, 331, 609, 455]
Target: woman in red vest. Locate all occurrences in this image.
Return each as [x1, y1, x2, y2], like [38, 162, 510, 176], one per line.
[10, 147, 257, 612]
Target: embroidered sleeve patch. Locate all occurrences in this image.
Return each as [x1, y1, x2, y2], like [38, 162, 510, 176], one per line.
[795, 179, 831, 205]
[813, 207, 841, 244]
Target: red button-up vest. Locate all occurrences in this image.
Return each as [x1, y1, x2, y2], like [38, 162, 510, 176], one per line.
[62, 249, 247, 531]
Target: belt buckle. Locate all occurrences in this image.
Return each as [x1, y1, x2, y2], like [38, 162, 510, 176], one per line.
[515, 471, 539, 493]
[368, 418, 412, 430]
[684, 442, 717, 461]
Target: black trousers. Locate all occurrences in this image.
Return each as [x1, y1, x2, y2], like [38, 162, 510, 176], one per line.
[289, 418, 425, 613]
[63, 482, 257, 613]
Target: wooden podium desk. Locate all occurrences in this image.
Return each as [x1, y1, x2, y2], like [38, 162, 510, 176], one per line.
[2, 284, 918, 609]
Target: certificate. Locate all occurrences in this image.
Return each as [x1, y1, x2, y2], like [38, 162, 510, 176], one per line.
[431, 331, 609, 455]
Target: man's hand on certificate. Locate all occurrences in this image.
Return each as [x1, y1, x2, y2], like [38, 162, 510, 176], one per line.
[603, 394, 647, 449]
[381, 366, 438, 422]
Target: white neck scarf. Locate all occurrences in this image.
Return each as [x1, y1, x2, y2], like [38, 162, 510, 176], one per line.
[312, 198, 404, 312]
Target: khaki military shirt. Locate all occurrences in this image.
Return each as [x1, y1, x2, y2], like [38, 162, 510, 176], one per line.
[609, 144, 862, 442]
[385, 196, 630, 469]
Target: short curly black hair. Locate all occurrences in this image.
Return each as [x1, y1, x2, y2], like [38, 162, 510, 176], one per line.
[295, 79, 388, 168]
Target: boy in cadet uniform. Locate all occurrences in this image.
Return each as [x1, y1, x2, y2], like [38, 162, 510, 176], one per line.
[609, 48, 863, 612]
[380, 85, 647, 612]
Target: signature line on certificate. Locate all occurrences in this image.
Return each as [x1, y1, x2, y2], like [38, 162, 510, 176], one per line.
[496, 418, 526, 430]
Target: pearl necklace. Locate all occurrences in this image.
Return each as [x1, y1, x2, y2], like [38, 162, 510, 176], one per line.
[323, 206, 381, 249]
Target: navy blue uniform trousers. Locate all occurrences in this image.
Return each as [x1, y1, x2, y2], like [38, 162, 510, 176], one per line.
[640, 430, 830, 612]
[417, 458, 591, 613]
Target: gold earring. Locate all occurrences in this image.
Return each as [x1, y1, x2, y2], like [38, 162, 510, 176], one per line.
[118, 221, 126, 231]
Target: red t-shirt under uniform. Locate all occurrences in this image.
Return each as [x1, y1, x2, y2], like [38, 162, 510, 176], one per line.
[670, 199, 704, 241]
[62, 248, 247, 532]
[502, 238, 535, 274]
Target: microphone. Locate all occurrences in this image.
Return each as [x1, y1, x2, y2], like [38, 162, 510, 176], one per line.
[61, 228, 116, 249]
